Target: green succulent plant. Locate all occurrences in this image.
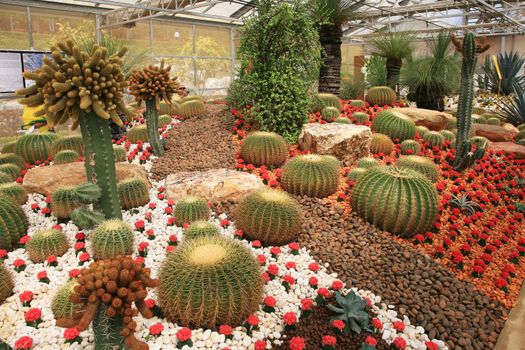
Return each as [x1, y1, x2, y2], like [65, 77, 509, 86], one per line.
[179, 99, 205, 119]
[352, 112, 370, 124]
[127, 125, 149, 143]
[468, 136, 489, 154]
[54, 150, 80, 164]
[50, 135, 83, 157]
[26, 228, 69, 263]
[357, 157, 379, 169]
[0, 197, 28, 251]
[117, 178, 149, 210]
[349, 100, 366, 108]
[327, 291, 371, 335]
[396, 155, 439, 182]
[369, 133, 394, 155]
[0, 164, 20, 181]
[113, 145, 127, 162]
[347, 167, 368, 181]
[158, 115, 172, 128]
[51, 183, 101, 219]
[372, 110, 416, 141]
[400, 139, 421, 155]
[174, 196, 210, 226]
[0, 183, 28, 205]
[486, 117, 501, 125]
[15, 133, 58, 164]
[439, 130, 456, 143]
[0, 263, 13, 305]
[448, 194, 481, 216]
[365, 86, 396, 106]
[335, 117, 351, 124]
[240, 131, 288, 167]
[447, 117, 457, 131]
[315, 93, 342, 112]
[0, 153, 25, 169]
[416, 125, 430, 136]
[322, 106, 340, 121]
[0, 173, 11, 185]
[91, 220, 134, 260]
[52, 280, 84, 319]
[472, 106, 485, 115]
[423, 131, 445, 147]
[472, 114, 487, 124]
[185, 221, 219, 240]
[70, 207, 104, 230]
[1, 141, 16, 154]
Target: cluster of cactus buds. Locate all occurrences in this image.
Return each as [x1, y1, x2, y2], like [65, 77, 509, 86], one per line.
[129, 60, 180, 109]
[16, 39, 132, 128]
[56, 255, 159, 350]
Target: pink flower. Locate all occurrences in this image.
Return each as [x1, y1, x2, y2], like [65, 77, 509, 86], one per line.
[74, 242, 85, 251]
[176, 327, 191, 342]
[289, 337, 305, 350]
[63, 327, 80, 340]
[149, 323, 164, 336]
[285, 261, 296, 269]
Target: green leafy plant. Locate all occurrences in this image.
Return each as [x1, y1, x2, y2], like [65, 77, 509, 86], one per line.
[448, 194, 481, 216]
[70, 207, 105, 230]
[499, 84, 525, 126]
[327, 291, 371, 335]
[364, 55, 387, 87]
[26, 228, 69, 263]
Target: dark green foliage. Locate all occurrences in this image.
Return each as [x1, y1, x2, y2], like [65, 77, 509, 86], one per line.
[185, 221, 219, 239]
[372, 110, 416, 141]
[15, 133, 58, 164]
[400, 140, 421, 155]
[240, 132, 288, 167]
[327, 291, 371, 335]
[26, 229, 69, 262]
[174, 196, 210, 226]
[0, 197, 28, 251]
[449, 194, 481, 216]
[50, 135, 83, 157]
[0, 153, 25, 169]
[0, 263, 13, 305]
[70, 208, 104, 229]
[370, 133, 394, 155]
[117, 178, 150, 209]
[499, 84, 525, 126]
[365, 86, 396, 106]
[478, 51, 524, 95]
[54, 150, 80, 164]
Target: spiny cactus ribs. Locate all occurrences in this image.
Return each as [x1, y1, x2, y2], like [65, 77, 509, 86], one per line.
[129, 60, 179, 110]
[0, 197, 28, 252]
[372, 110, 416, 141]
[365, 86, 396, 106]
[240, 131, 288, 167]
[0, 263, 13, 305]
[55, 255, 159, 350]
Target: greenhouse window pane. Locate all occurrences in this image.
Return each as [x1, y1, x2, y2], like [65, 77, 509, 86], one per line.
[195, 25, 230, 58]
[196, 58, 231, 91]
[152, 21, 193, 56]
[162, 57, 196, 90]
[107, 22, 150, 56]
[0, 5, 29, 50]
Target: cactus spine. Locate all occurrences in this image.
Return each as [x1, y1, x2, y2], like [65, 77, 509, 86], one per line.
[0, 197, 28, 251]
[0, 263, 13, 305]
[352, 112, 370, 124]
[117, 178, 150, 209]
[350, 100, 366, 108]
[347, 167, 368, 181]
[54, 150, 80, 164]
[0, 164, 20, 181]
[185, 221, 219, 239]
[158, 114, 172, 128]
[91, 220, 134, 260]
[113, 145, 126, 162]
[423, 131, 445, 147]
[15, 133, 58, 164]
[126, 125, 149, 143]
[26, 229, 69, 262]
[321, 106, 340, 121]
[174, 196, 210, 226]
[357, 157, 379, 169]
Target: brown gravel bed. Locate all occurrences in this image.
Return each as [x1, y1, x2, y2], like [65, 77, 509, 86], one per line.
[151, 105, 237, 180]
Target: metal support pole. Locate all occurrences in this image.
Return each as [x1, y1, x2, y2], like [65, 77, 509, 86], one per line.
[501, 36, 506, 54]
[95, 14, 102, 45]
[27, 7, 33, 49]
[229, 27, 235, 82]
[149, 19, 154, 56]
[192, 23, 198, 94]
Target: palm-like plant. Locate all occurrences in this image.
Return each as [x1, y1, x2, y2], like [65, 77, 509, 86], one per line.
[499, 83, 525, 126]
[479, 51, 525, 95]
[370, 30, 416, 92]
[314, 0, 365, 95]
[365, 55, 387, 87]
[402, 31, 460, 111]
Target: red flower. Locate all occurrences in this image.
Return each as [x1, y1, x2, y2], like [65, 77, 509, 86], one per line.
[256, 254, 266, 264]
[264, 296, 276, 307]
[19, 235, 30, 245]
[331, 319, 345, 331]
[317, 287, 330, 297]
[138, 242, 149, 251]
[393, 337, 407, 349]
[289, 337, 305, 350]
[37, 271, 47, 280]
[425, 341, 439, 350]
[300, 298, 313, 311]
[220, 219, 230, 227]
[19, 291, 33, 303]
[46, 255, 57, 264]
[285, 261, 296, 269]
[145, 299, 156, 308]
[288, 242, 300, 251]
[255, 340, 267, 350]
[247, 314, 259, 326]
[69, 269, 81, 278]
[24, 308, 42, 322]
[496, 278, 508, 289]
[0, 249, 7, 259]
[74, 242, 85, 251]
[164, 206, 173, 214]
[308, 276, 318, 287]
[393, 320, 405, 331]
[322, 335, 337, 346]
[364, 336, 377, 346]
[14, 336, 33, 350]
[13, 259, 25, 267]
[219, 324, 233, 335]
[308, 262, 320, 271]
[79, 252, 90, 262]
[149, 323, 164, 336]
[64, 327, 80, 340]
[267, 264, 279, 276]
[176, 327, 192, 342]
[134, 220, 145, 229]
[283, 312, 297, 325]
[283, 275, 295, 285]
[252, 240, 262, 248]
[270, 246, 281, 256]
[331, 280, 343, 291]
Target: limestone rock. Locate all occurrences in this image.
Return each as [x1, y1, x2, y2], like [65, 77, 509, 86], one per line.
[502, 123, 519, 134]
[488, 142, 525, 159]
[471, 124, 517, 142]
[165, 168, 265, 204]
[298, 123, 371, 166]
[389, 108, 453, 131]
[23, 162, 149, 196]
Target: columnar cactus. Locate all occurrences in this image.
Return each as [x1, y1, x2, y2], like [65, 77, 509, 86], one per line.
[0, 164, 20, 181]
[321, 106, 340, 121]
[0, 153, 25, 169]
[158, 236, 263, 328]
[54, 150, 80, 164]
[357, 157, 379, 169]
[180, 99, 205, 119]
[347, 167, 368, 181]
[55, 256, 159, 350]
[451, 33, 490, 170]
[365, 86, 396, 106]
[50, 135, 83, 156]
[52, 281, 84, 319]
[174, 196, 210, 226]
[351, 166, 439, 238]
[129, 61, 179, 156]
[0, 263, 13, 305]
[400, 140, 421, 155]
[281, 154, 340, 198]
[234, 189, 302, 246]
[352, 112, 370, 124]
[0, 183, 27, 205]
[0, 197, 28, 251]
[423, 131, 445, 147]
[396, 155, 439, 182]
[127, 125, 149, 143]
[117, 178, 150, 209]
[240, 131, 288, 167]
[185, 221, 219, 239]
[158, 115, 172, 128]
[372, 110, 416, 141]
[350, 100, 366, 108]
[113, 145, 127, 162]
[370, 133, 394, 155]
[15, 133, 58, 164]
[51, 183, 101, 219]
[26, 228, 69, 262]
[91, 220, 134, 260]
[16, 40, 133, 220]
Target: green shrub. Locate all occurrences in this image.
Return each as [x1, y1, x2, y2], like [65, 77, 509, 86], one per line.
[0, 197, 28, 251]
[281, 154, 340, 198]
[423, 131, 445, 147]
[400, 140, 421, 155]
[15, 133, 58, 164]
[347, 167, 368, 181]
[416, 125, 430, 136]
[357, 157, 379, 169]
[396, 155, 439, 182]
[113, 145, 127, 162]
[322, 106, 340, 121]
[365, 86, 396, 106]
[174, 196, 210, 226]
[0, 153, 25, 169]
[26, 228, 69, 262]
[0, 183, 27, 205]
[127, 125, 149, 143]
[158, 235, 263, 328]
[350, 100, 366, 108]
[0, 164, 20, 181]
[158, 114, 172, 128]
[91, 220, 134, 260]
[234, 189, 302, 246]
[117, 178, 149, 209]
[51, 183, 101, 219]
[370, 133, 394, 155]
[240, 131, 288, 167]
[352, 166, 439, 238]
[50, 135, 83, 156]
[54, 150, 80, 164]
[372, 110, 416, 141]
[352, 112, 370, 124]
[185, 221, 219, 240]
[0, 263, 13, 305]
[52, 280, 83, 319]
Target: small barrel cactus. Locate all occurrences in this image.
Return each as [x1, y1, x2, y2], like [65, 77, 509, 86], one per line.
[0, 153, 25, 169]
[159, 102, 173, 115]
[0, 263, 13, 305]
[51, 183, 101, 219]
[347, 167, 368, 181]
[486, 117, 500, 125]
[352, 112, 370, 124]
[26, 228, 69, 263]
[127, 125, 149, 143]
[357, 157, 379, 169]
[0, 173, 11, 184]
[423, 131, 445, 147]
[447, 117, 457, 131]
[352, 166, 439, 238]
[0, 183, 27, 205]
[91, 220, 134, 260]
[334, 117, 351, 124]
[15, 133, 58, 164]
[396, 155, 439, 183]
[365, 86, 396, 106]
[185, 221, 219, 240]
[50, 135, 83, 156]
[400, 140, 421, 155]
[158, 115, 172, 128]
[1, 141, 16, 154]
[240, 131, 288, 167]
[117, 178, 150, 209]
[0, 164, 20, 181]
[52, 280, 84, 319]
[158, 235, 263, 328]
[472, 106, 485, 115]
[516, 130, 525, 141]
[54, 150, 80, 164]
[372, 110, 416, 141]
[281, 154, 340, 198]
[321, 106, 340, 121]
[113, 146, 127, 162]
[317, 93, 342, 111]
[416, 125, 430, 137]
[472, 114, 487, 124]
[440, 130, 456, 143]
[350, 100, 366, 108]
[234, 189, 302, 246]
[370, 133, 394, 155]
[0, 197, 28, 251]
[180, 99, 205, 119]
[469, 136, 489, 153]
[174, 196, 210, 226]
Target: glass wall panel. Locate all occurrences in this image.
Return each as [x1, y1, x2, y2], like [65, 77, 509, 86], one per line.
[195, 25, 230, 58]
[196, 58, 231, 91]
[162, 57, 196, 90]
[0, 5, 29, 49]
[152, 21, 193, 56]
[107, 22, 150, 56]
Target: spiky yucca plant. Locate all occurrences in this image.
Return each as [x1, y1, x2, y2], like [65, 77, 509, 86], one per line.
[400, 140, 421, 155]
[357, 157, 379, 169]
[50, 135, 83, 157]
[126, 125, 149, 143]
[234, 189, 302, 246]
[396, 155, 438, 182]
[54, 150, 80, 164]
[240, 132, 288, 167]
[158, 236, 263, 328]
[352, 112, 370, 124]
[52, 280, 84, 319]
[347, 167, 367, 181]
[0, 197, 28, 251]
[370, 133, 394, 155]
[0, 164, 20, 181]
[0, 263, 13, 305]
[185, 221, 219, 240]
[117, 178, 149, 210]
[281, 154, 340, 198]
[15, 133, 58, 164]
[350, 100, 366, 108]
[423, 131, 445, 147]
[26, 228, 69, 262]
[372, 110, 416, 141]
[174, 196, 210, 226]
[51, 183, 101, 219]
[365, 86, 396, 106]
[91, 220, 134, 260]
[0, 183, 27, 205]
[0, 153, 25, 169]
[113, 146, 127, 162]
[352, 166, 439, 238]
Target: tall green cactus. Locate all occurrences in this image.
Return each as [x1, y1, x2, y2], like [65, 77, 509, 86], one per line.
[451, 33, 490, 170]
[145, 99, 164, 156]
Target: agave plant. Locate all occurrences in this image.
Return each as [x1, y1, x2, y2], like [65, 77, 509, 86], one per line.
[448, 194, 481, 216]
[498, 84, 525, 126]
[479, 51, 525, 95]
[326, 291, 371, 335]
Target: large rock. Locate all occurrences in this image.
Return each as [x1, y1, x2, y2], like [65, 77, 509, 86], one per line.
[23, 162, 149, 196]
[471, 124, 517, 142]
[389, 107, 453, 130]
[298, 123, 371, 166]
[488, 142, 525, 159]
[503, 123, 519, 134]
[165, 168, 265, 204]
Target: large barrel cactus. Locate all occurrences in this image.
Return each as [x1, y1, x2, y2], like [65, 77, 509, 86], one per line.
[91, 220, 134, 260]
[365, 86, 396, 106]
[0, 263, 13, 305]
[0, 153, 25, 169]
[313, 93, 342, 112]
[1, 141, 16, 154]
[321, 106, 340, 121]
[0, 197, 28, 251]
[174, 196, 210, 226]
[372, 110, 416, 141]
[352, 112, 370, 124]
[350, 100, 366, 108]
[281, 154, 340, 198]
[15, 133, 58, 164]
[117, 178, 149, 210]
[400, 140, 421, 155]
[158, 236, 263, 328]
[126, 125, 149, 143]
[240, 131, 288, 167]
[357, 157, 379, 169]
[51, 135, 83, 157]
[370, 133, 394, 155]
[416, 125, 430, 137]
[234, 189, 302, 246]
[352, 166, 439, 238]
[180, 99, 205, 119]
[396, 155, 438, 183]
[423, 131, 445, 147]
[0, 164, 20, 181]
[54, 150, 80, 164]
[185, 221, 219, 240]
[26, 228, 69, 262]
[0, 183, 28, 205]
